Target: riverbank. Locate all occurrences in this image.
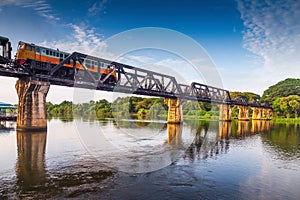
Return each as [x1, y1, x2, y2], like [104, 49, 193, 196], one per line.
[271, 117, 300, 124]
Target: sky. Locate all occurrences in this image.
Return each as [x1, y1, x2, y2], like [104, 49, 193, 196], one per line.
[0, 0, 299, 104]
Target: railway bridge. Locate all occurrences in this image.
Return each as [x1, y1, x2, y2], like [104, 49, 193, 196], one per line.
[0, 37, 272, 131]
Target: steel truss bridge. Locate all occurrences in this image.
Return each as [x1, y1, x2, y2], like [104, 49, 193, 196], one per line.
[0, 51, 271, 108]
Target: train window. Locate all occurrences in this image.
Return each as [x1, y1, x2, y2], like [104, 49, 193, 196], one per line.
[50, 51, 52, 56]
[86, 60, 91, 68]
[36, 47, 40, 52]
[60, 53, 63, 58]
[56, 52, 59, 57]
[103, 63, 109, 69]
[26, 45, 33, 51]
[46, 49, 49, 55]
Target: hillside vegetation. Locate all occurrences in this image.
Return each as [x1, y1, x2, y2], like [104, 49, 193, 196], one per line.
[261, 78, 300, 118]
[261, 78, 300, 105]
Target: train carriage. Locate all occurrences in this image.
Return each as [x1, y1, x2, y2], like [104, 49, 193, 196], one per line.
[15, 41, 117, 83]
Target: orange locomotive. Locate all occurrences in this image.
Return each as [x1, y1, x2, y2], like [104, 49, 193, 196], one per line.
[15, 41, 117, 83]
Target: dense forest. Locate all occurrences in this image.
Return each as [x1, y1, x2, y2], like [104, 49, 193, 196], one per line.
[261, 78, 300, 118]
[46, 93, 257, 120]
[46, 78, 300, 119]
[261, 78, 300, 104]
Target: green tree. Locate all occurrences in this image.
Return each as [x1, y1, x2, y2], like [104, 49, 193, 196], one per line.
[289, 99, 299, 118]
[273, 95, 300, 118]
[230, 91, 260, 102]
[261, 78, 300, 105]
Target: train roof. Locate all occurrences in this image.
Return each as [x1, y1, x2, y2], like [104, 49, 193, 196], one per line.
[19, 41, 69, 55]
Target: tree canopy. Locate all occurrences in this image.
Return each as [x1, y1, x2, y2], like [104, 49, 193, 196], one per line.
[230, 91, 260, 102]
[261, 78, 300, 105]
[273, 95, 300, 118]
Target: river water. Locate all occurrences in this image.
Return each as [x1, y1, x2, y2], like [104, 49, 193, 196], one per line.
[0, 119, 300, 199]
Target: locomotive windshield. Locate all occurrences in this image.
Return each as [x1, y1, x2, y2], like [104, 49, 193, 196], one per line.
[17, 42, 25, 50]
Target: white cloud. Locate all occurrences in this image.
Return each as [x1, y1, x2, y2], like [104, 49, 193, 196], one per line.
[88, 0, 108, 15]
[238, 0, 300, 76]
[0, 0, 22, 7]
[0, 0, 59, 21]
[40, 24, 109, 58]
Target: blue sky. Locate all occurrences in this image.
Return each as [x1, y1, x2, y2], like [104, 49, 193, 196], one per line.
[0, 0, 299, 104]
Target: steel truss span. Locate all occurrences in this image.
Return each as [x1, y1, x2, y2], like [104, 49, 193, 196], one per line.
[0, 51, 271, 108]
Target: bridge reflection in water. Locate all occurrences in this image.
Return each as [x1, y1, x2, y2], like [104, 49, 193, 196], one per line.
[14, 129, 114, 199]
[12, 119, 273, 198]
[167, 123, 183, 145]
[16, 130, 48, 198]
[185, 120, 273, 160]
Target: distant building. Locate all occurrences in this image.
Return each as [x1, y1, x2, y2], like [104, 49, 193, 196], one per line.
[0, 102, 17, 120]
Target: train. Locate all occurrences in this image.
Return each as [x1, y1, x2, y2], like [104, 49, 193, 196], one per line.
[15, 41, 118, 83]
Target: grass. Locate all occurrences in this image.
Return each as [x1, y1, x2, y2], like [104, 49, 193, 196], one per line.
[271, 117, 300, 124]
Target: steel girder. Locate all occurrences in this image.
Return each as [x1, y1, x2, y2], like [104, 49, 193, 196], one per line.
[0, 52, 272, 109]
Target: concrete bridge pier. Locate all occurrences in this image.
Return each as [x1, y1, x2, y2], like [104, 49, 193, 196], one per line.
[164, 98, 183, 124]
[252, 107, 262, 120]
[219, 104, 232, 121]
[237, 105, 249, 121]
[16, 78, 50, 131]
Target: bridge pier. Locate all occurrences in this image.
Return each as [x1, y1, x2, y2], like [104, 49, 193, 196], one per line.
[164, 98, 183, 124]
[16, 78, 50, 131]
[219, 104, 232, 121]
[237, 105, 249, 121]
[252, 107, 262, 120]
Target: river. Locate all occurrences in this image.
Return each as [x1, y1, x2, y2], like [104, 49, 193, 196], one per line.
[0, 119, 299, 199]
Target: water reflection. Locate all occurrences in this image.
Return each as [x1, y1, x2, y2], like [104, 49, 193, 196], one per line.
[77, 119, 194, 173]
[219, 121, 231, 139]
[16, 131, 48, 195]
[185, 120, 274, 161]
[12, 128, 114, 199]
[167, 123, 183, 145]
[261, 123, 300, 161]
[1, 118, 299, 199]
[0, 120, 15, 131]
